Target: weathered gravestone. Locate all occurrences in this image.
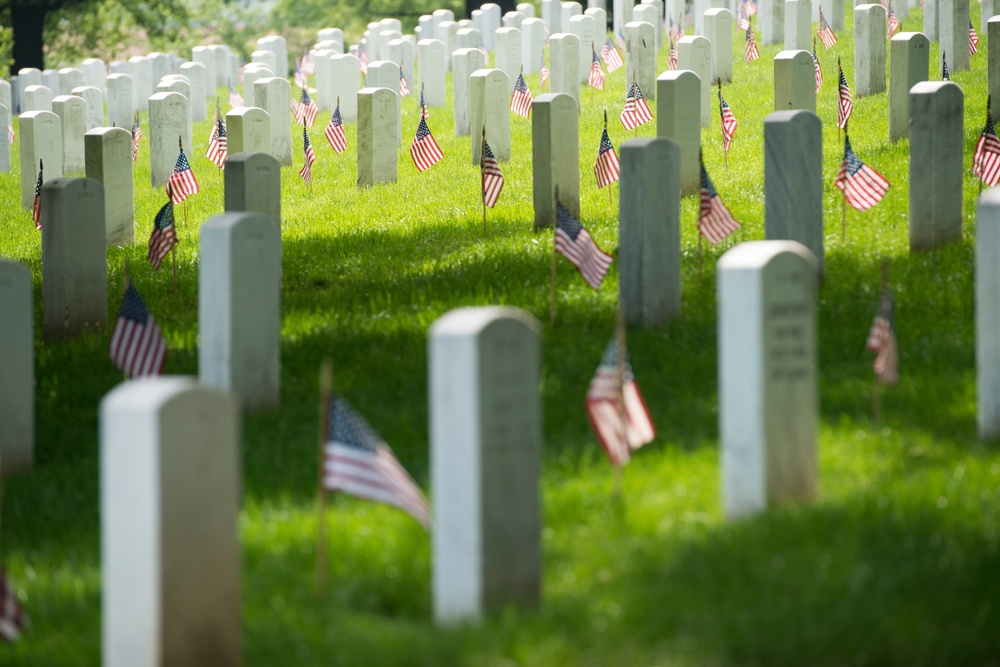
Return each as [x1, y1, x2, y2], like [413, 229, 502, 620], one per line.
[940, 0, 970, 72]
[147, 53, 169, 88]
[331, 54, 361, 122]
[909, 81, 963, 252]
[773, 50, 816, 112]
[101, 377, 240, 667]
[545, 0, 562, 34]
[254, 77, 293, 167]
[657, 70, 701, 195]
[20, 111, 63, 209]
[241, 64, 272, 103]
[191, 46, 217, 93]
[227, 107, 271, 155]
[418, 39, 447, 106]
[106, 74, 133, 129]
[718, 241, 818, 518]
[632, 3, 660, 50]
[453, 48, 488, 136]
[58, 68, 84, 95]
[677, 37, 712, 127]
[85, 127, 134, 246]
[549, 33, 581, 105]
[357, 87, 399, 187]
[855, 4, 887, 97]
[53, 95, 87, 175]
[81, 58, 106, 91]
[23, 84, 52, 112]
[388, 39, 416, 93]
[619, 137, 682, 327]
[494, 28, 523, 93]
[977, 191, 1000, 439]
[128, 57, 152, 112]
[517, 2, 536, 17]
[470, 69, 511, 164]
[561, 1, 583, 35]
[889, 32, 929, 142]
[224, 152, 281, 229]
[569, 14, 597, 84]
[521, 19, 546, 73]
[251, 50, 279, 75]
[704, 8, 733, 84]
[179, 62, 208, 122]
[784, 0, 811, 50]
[16, 67, 41, 106]
[199, 212, 282, 410]
[760, 0, 785, 45]
[626, 21, 657, 99]
[764, 111, 823, 269]
[71, 86, 104, 130]
[457, 27, 483, 49]
[156, 77, 193, 126]
[0, 259, 33, 475]
[257, 35, 288, 77]
[42, 68, 61, 96]
[482, 2, 503, 50]
[41, 178, 106, 339]
[532, 93, 579, 229]
[430, 307, 542, 624]
[504, 10, 525, 30]
[148, 92, 190, 187]
[365, 60, 403, 145]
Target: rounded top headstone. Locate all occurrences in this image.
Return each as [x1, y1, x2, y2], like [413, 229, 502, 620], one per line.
[431, 306, 541, 337]
[718, 240, 818, 272]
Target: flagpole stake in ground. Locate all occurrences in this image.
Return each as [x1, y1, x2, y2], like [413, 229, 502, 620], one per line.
[550, 186, 559, 328]
[316, 359, 333, 597]
[481, 126, 488, 234]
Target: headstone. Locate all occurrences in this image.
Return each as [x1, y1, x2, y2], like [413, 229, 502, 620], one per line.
[418, 39, 447, 106]
[773, 50, 816, 112]
[632, 4, 661, 51]
[503, 10, 525, 29]
[148, 91, 189, 187]
[718, 241, 818, 518]
[331, 54, 361, 121]
[191, 46, 218, 94]
[434, 8, 456, 29]
[23, 84, 52, 112]
[855, 4, 887, 97]
[494, 28, 523, 93]
[561, 0, 584, 37]
[41, 177, 106, 339]
[518, 3, 536, 18]
[226, 107, 271, 156]
[822, 0, 845, 30]
[549, 33, 581, 105]
[626, 21, 657, 100]
[257, 35, 288, 78]
[147, 53, 169, 88]
[100, 377, 240, 667]
[889, 32, 929, 141]
[81, 58, 106, 92]
[619, 137, 682, 327]
[420, 14, 436, 39]
[704, 8, 733, 84]
[0, 259, 33, 475]
[941, 0, 971, 71]
[470, 69, 511, 165]
[128, 57, 153, 111]
[977, 190, 1000, 439]
[657, 70, 702, 195]
[58, 68, 85, 94]
[378, 29, 402, 60]
[677, 37, 712, 126]
[357, 87, 399, 186]
[482, 3, 503, 50]
[106, 74, 133, 129]
[199, 212, 282, 410]
[209, 44, 233, 88]
[312, 50, 334, 111]
[251, 49, 279, 75]
[254, 77, 293, 167]
[532, 92, 579, 228]
[19, 111, 63, 209]
[105, 62, 125, 76]
[543, 0, 560, 32]
[992, 18, 1000, 122]
[85, 127, 134, 246]
[319, 27, 345, 43]
[521, 19, 545, 74]
[453, 48, 488, 136]
[569, 15, 598, 84]
[430, 307, 542, 624]
[242, 64, 272, 104]
[42, 69, 60, 95]
[909, 81, 964, 251]
[760, 0, 785, 45]
[388, 38, 416, 92]
[53, 94, 87, 174]
[71, 86, 104, 130]
[764, 111, 823, 268]
[224, 152, 281, 229]
[613, 0, 627, 35]
[585, 7, 608, 35]
[0, 104, 9, 172]
[984, 0, 995, 35]
[784, 0, 811, 50]
[16, 67, 41, 107]
[0, 80, 11, 117]
[180, 61, 208, 122]
[156, 77, 192, 127]
[457, 27, 483, 48]
[438, 21, 459, 70]
[365, 60, 402, 145]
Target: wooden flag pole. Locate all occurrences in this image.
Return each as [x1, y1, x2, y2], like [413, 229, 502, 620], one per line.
[481, 125, 488, 234]
[837, 57, 842, 144]
[873, 260, 890, 426]
[719, 80, 728, 171]
[316, 359, 333, 597]
[632, 70, 639, 138]
[604, 110, 613, 203]
[166, 183, 179, 301]
[550, 186, 559, 328]
[614, 299, 627, 500]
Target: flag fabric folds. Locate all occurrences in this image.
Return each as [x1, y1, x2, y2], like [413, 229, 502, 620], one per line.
[323, 394, 431, 528]
[886, 3, 899, 38]
[866, 288, 899, 386]
[410, 116, 443, 172]
[511, 72, 533, 119]
[699, 162, 741, 244]
[325, 103, 347, 153]
[540, 55, 550, 88]
[300, 126, 317, 186]
[168, 149, 199, 205]
[818, 9, 837, 48]
[601, 38, 624, 72]
[669, 40, 679, 69]
[481, 139, 504, 208]
[737, 12, 750, 30]
[131, 114, 141, 163]
[399, 66, 411, 97]
[206, 109, 228, 168]
[588, 49, 606, 90]
[555, 203, 614, 289]
[147, 198, 177, 270]
[109, 283, 168, 377]
[7, 123, 13, 145]
[745, 27, 760, 63]
[31, 161, 42, 230]
[720, 92, 738, 152]
[813, 48, 823, 91]
[970, 21, 979, 56]
[585, 338, 656, 467]
[0, 568, 24, 642]
[295, 87, 319, 128]
[838, 62, 853, 128]
[974, 112, 1000, 186]
[835, 135, 891, 211]
[594, 125, 620, 188]
[621, 81, 653, 130]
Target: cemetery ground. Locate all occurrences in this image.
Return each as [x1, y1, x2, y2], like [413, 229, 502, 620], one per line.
[3, 11, 1000, 666]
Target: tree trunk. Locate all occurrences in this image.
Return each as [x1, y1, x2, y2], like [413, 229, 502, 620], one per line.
[10, 2, 48, 74]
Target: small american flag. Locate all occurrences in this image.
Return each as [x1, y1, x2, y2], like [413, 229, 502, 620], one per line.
[745, 27, 760, 63]
[668, 39, 679, 69]
[300, 53, 316, 76]
[131, 114, 141, 163]
[974, 108, 1000, 186]
[668, 17, 682, 42]
[7, 124, 13, 145]
[614, 32, 626, 52]
[699, 162, 741, 244]
[943, 50, 950, 80]
[206, 109, 227, 168]
[683, 7, 694, 28]
[838, 62, 853, 128]
[720, 92, 738, 152]
[323, 394, 431, 528]
[481, 139, 504, 208]
[299, 126, 317, 186]
[585, 338, 656, 467]
[358, 45, 369, 74]
[410, 116, 443, 172]
[601, 37, 624, 72]
[31, 160, 42, 230]
[295, 87, 319, 128]
[0, 567, 25, 642]
[147, 197, 177, 270]
[109, 283, 168, 377]
[555, 203, 614, 289]
[835, 134, 890, 211]
[294, 61, 308, 90]
[540, 55, 550, 88]
[866, 288, 899, 386]
[740, 0, 757, 17]
[399, 66, 411, 97]
[325, 103, 347, 153]
[621, 81, 653, 130]
[511, 72, 533, 118]
[737, 11, 750, 30]
[229, 82, 243, 108]
[886, 2, 899, 38]
[420, 88, 429, 119]
[813, 47, 823, 92]
[818, 9, 838, 48]
[594, 125, 620, 188]
[168, 148, 199, 205]
[588, 49, 606, 90]
[971, 21, 980, 56]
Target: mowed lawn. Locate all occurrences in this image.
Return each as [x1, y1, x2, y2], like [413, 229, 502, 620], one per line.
[3, 7, 1000, 666]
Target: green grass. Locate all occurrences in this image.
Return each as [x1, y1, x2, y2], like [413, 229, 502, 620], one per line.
[4, 7, 1000, 666]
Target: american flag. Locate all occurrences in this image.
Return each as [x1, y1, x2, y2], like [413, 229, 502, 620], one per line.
[325, 103, 347, 153]
[600, 37, 624, 72]
[420, 88, 429, 119]
[971, 21, 980, 56]
[818, 9, 838, 48]
[229, 82, 243, 108]
[974, 109, 1000, 186]
[554, 203, 614, 289]
[147, 197, 177, 270]
[585, 338, 656, 467]
[168, 148, 199, 204]
[294, 61, 308, 90]
[668, 39, 679, 69]
[0, 567, 24, 642]
[131, 114, 141, 163]
[594, 125, 620, 188]
[206, 109, 227, 168]
[720, 92, 738, 152]
[621, 81, 653, 130]
[866, 288, 899, 386]
[835, 134, 890, 211]
[699, 162, 741, 244]
[737, 12, 750, 30]
[295, 87, 319, 128]
[588, 49, 606, 90]
[299, 126, 316, 186]
[683, 7, 694, 28]
[300, 52, 315, 76]
[745, 27, 760, 63]
[511, 72, 533, 119]
[323, 394, 431, 528]
[886, 2, 899, 38]
[358, 45, 369, 74]
[813, 47, 823, 91]
[31, 160, 42, 230]
[540, 55, 550, 89]
[838, 62, 853, 128]
[7, 123, 13, 145]
[614, 32, 626, 52]
[399, 66, 411, 97]
[481, 139, 504, 208]
[943, 50, 950, 80]
[410, 116, 443, 172]
[109, 283, 168, 377]
[740, 0, 757, 17]
[668, 17, 682, 42]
